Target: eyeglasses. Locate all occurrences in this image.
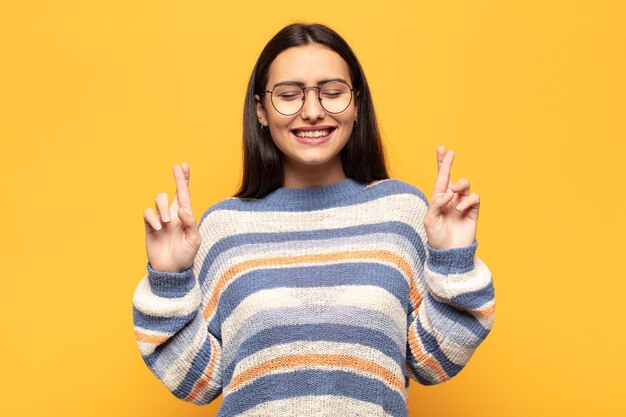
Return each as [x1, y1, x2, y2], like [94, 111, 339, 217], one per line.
[261, 80, 357, 116]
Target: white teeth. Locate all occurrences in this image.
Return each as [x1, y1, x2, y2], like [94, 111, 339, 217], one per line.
[294, 129, 331, 138]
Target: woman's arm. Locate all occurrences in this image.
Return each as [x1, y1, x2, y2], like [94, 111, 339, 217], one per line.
[406, 240, 495, 385]
[134, 163, 222, 404]
[132, 251, 223, 404]
[405, 145, 495, 384]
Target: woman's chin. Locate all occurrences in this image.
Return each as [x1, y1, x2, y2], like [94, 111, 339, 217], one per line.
[285, 152, 342, 169]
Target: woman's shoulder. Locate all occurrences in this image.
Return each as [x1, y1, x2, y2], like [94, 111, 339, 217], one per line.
[363, 178, 429, 205]
[197, 196, 258, 227]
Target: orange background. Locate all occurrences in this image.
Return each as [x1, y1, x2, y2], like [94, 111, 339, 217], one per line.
[1, 1, 625, 416]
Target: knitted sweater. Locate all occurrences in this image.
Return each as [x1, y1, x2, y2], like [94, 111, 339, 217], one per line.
[132, 178, 496, 417]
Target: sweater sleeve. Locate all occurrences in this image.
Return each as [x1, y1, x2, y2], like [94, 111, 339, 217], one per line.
[132, 237, 223, 404]
[405, 209, 496, 385]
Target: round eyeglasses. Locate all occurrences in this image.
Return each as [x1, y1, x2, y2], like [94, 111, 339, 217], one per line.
[261, 80, 357, 116]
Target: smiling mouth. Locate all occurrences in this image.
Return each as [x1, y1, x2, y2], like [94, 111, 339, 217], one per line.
[291, 127, 337, 138]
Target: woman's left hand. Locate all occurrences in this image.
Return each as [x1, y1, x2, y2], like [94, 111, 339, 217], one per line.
[423, 145, 480, 250]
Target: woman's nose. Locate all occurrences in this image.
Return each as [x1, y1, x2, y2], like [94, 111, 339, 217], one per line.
[299, 88, 325, 121]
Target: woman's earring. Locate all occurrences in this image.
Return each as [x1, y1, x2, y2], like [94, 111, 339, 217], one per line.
[353, 118, 358, 126]
[260, 123, 269, 132]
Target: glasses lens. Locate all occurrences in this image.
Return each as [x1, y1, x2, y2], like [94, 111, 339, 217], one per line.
[319, 81, 352, 113]
[271, 84, 304, 115]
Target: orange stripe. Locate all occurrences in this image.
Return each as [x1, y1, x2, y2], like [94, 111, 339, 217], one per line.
[407, 322, 448, 383]
[474, 303, 495, 319]
[227, 354, 404, 394]
[186, 335, 220, 402]
[202, 250, 421, 321]
[135, 329, 169, 344]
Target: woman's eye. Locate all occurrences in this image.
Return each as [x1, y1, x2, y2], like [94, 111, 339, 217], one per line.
[279, 94, 301, 100]
[321, 91, 342, 98]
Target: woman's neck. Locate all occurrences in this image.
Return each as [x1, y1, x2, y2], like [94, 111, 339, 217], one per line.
[281, 158, 347, 189]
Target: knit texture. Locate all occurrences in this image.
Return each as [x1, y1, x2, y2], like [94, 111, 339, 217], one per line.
[132, 178, 496, 417]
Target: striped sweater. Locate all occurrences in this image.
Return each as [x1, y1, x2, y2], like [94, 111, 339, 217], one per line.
[132, 178, 496, 417]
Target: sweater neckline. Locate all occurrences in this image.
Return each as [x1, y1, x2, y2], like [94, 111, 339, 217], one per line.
[262, 177, 367, 209]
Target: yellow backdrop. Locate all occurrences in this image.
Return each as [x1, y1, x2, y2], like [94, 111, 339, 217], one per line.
[1, 1, 624, 416]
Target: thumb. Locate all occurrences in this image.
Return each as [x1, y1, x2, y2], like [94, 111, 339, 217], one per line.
[178, 207, 202, 251]
[430, 189, 454, 214]
[178, 207, 198, 230]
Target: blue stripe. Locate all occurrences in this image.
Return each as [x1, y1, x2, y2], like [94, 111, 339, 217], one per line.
[216, 370, 407, 417]
[133, 306, 196, 334]
[449, 280, 495, 310]
[146, 262, 196, 298]
[196, 220, 428, 289]
[222, 323, 405, 383]
[221, 306, 405, 372]
[426, 241, 478, 275]
[215, 262, 410, 325]
[413, 315, 464, 378]
[425, 292, 491, 344]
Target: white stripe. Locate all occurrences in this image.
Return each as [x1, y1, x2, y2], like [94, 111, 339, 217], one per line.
[221, 286, 406, 346]
[132, 274, 200, 318]
[199, 193, 428, 247]
[424, 256, 492, 299]
[136, 340, 155, 356]
[237, 395, 392, 417]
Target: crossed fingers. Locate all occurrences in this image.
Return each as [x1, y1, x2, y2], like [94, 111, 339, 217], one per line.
[435, 146, 479, 211]
[145, 162, 191, 231]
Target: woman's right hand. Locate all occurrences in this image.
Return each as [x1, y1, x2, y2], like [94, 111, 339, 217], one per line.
[143, 162, 202, 273]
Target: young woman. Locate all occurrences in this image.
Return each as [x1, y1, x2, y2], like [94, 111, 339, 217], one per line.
[133, 23, 495, 417]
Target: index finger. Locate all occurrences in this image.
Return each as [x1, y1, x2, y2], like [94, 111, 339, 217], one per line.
[181, 162, 190, 187]
[434, 150, 454, 193]
[437, 145, 446, 171]
[173, 163, 192, 209]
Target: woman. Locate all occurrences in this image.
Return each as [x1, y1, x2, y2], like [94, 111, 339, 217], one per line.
[133, 22, 495, 417]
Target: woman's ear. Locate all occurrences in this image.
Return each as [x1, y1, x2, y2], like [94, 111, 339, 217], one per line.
[254, 94, 268, 126]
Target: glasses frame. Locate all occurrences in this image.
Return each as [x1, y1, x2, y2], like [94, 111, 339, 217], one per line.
[261, 80, 357, 116]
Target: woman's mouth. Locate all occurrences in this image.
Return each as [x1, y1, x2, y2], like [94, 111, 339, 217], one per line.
[291, 127, 336, 144]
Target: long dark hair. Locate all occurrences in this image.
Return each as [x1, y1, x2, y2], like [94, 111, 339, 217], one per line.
[234, 22, 389, 199]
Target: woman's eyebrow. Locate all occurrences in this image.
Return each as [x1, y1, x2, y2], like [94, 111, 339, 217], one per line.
[273, 77, 348, 87]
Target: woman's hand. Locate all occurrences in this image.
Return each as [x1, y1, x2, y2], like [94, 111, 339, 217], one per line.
[423, 146, 480, 250]
[143, 162, 202, 273]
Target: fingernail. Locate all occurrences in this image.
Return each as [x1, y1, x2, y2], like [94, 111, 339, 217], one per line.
[155, 222, 162, 230]
[163, 214, 170, 222]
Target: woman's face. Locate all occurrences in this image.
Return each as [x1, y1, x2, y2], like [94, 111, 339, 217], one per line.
[255, 43, 358, 181]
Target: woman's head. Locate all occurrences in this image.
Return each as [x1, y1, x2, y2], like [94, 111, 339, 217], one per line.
[235, 22, 388, 198]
